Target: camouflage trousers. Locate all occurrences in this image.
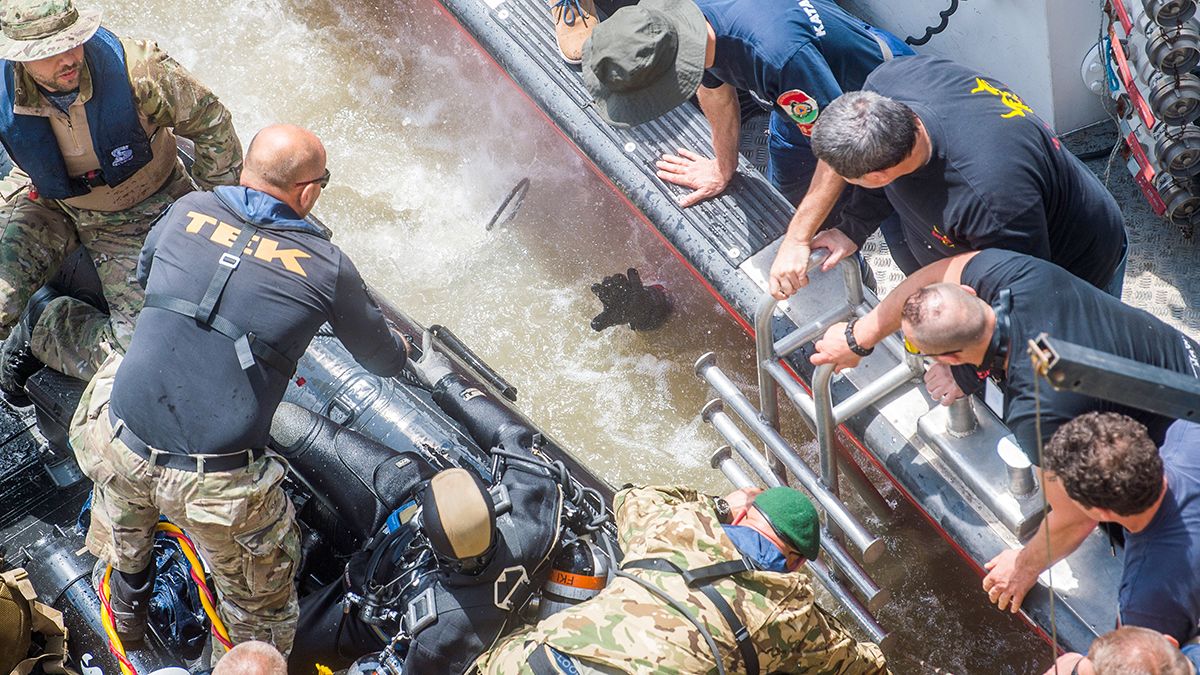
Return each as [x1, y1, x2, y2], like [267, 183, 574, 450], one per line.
[0, 167, 192, 380]
[69, 352, 301, 664]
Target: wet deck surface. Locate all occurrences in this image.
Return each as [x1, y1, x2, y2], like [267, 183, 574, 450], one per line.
[738, 115, 1199, 340]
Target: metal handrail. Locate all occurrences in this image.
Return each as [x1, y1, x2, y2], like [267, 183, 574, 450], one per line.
[696, 353, 884, 563]
[711, 447, 890, 646]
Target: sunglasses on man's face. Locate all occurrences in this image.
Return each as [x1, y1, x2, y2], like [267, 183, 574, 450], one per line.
[295, 167, 331, 189]
[903, 336, 960, 358]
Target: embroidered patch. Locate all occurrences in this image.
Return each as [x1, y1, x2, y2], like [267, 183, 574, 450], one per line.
[778, 89, 820, 136]
[931, 225, 956, 248]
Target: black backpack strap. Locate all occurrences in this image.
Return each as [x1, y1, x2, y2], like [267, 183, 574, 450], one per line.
[526, 644, 580, 675]
[193, 219, 257, 326]
[143, 294, 293, 374]
[621, 558, 760, 675]
[142, 190, 297, 375]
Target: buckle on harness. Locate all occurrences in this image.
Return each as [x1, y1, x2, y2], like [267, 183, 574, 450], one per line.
[218, 252, 241, 269]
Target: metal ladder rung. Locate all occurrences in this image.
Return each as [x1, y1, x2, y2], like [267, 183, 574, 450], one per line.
[710, 446, 891, 647]
[696, 354, 884, 564]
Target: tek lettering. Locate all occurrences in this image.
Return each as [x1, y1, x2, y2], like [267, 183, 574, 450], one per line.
[184, 211, 311, 276]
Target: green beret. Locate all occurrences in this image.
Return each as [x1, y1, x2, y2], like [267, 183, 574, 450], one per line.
[753, 487, 820, 561]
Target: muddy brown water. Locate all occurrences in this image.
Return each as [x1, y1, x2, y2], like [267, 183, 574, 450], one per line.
[111, 0, 1048, 670]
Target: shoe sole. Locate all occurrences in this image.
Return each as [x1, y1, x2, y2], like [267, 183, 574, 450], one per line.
[558, 48, 582, 65]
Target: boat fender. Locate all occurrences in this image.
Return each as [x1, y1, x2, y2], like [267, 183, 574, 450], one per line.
[270, 402, 439, 542]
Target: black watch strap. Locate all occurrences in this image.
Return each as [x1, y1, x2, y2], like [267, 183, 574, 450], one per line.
[845, 318, 874, 357]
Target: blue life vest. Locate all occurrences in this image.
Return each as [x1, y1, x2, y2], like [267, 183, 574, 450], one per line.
[0, 27, 152, 199]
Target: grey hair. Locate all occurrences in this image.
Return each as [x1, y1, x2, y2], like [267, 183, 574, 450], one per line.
[211, 641, 287, 675]
[811, 91, 918, 179]
[1089, 626, 1192, 674]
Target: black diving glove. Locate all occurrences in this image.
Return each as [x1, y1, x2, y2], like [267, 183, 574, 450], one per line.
[409, 331, 456, 389]
[589, 268, 672, 332]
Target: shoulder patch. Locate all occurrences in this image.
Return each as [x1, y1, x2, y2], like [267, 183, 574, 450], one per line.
[777, 89, 820, 136]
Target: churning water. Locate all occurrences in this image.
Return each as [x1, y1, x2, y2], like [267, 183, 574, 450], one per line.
[108, 0, 1047, 670]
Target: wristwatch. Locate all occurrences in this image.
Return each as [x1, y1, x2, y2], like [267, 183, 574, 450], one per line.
[712, 496, 733, 524]
[845, 318, 874, 357]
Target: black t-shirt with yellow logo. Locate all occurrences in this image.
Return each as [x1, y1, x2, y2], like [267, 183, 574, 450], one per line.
[838, 56, 1125, 290]
[110, 186, 408, 455]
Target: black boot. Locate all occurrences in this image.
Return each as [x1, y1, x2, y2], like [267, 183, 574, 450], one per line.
[0, 287, 58, 405]
[97, 563, 154, 648]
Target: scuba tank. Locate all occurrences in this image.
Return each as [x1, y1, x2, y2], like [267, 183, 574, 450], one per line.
[537, 539, 609, 621]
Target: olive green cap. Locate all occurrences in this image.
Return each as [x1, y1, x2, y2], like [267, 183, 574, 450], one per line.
[753, 487, 821, 561]
[581, 0, 707, 128]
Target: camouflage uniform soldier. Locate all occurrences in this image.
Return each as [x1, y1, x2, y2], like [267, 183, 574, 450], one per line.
[476, 486, 888, 674]
[0, 0, 241, 396]
[69, 124, 409, 664]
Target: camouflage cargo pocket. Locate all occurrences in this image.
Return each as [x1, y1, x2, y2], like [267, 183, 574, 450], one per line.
[233, 516, 299, 597]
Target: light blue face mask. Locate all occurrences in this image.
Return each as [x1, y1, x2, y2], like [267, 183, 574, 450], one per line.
[722, 524, 790, 572]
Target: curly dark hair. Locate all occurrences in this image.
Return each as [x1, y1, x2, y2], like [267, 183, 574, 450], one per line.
[1042, 413, 1164, 516]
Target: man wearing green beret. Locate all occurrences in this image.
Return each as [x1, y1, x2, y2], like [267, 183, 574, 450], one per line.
[476, 485, 888, 674]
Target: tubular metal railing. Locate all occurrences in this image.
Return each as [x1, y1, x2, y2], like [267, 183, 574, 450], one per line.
[695, 251, 931, 651]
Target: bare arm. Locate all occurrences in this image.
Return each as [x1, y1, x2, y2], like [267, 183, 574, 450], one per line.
[768, 161, 847, 298]
[810, 252, 980, 372]
[982, 475, 1098, 613]
[655, 84, 740, 208]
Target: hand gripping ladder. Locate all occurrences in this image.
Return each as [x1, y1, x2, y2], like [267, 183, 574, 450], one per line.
[695, 251, 924, 650]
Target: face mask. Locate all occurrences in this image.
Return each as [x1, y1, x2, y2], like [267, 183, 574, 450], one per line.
[722, 525, 789, 572]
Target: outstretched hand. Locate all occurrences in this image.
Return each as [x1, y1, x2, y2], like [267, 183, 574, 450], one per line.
[409, 330, 455, 389]
[982, 548, 1039, 614]
[810, 229, 859, 268]
[656, 148, 730, 208]
[810, 321, 862, 373]
[770, 238, 812, 300]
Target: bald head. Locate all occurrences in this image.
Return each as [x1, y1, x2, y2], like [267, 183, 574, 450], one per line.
[212, 641, 287, 675]
[901, 283, 991, 355]
[242, 124, 326, 192]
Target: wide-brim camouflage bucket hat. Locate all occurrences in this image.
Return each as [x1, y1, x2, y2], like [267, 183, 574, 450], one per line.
[0, 0, 101, 62]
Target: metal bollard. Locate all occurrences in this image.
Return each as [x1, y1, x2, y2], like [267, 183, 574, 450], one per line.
[947, 397, 978, 437]
[998, 435, 1037, 497]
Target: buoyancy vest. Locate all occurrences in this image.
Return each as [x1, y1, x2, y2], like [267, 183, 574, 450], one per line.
[396, 456, 564, 674]
[0, 27, 153, 200]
